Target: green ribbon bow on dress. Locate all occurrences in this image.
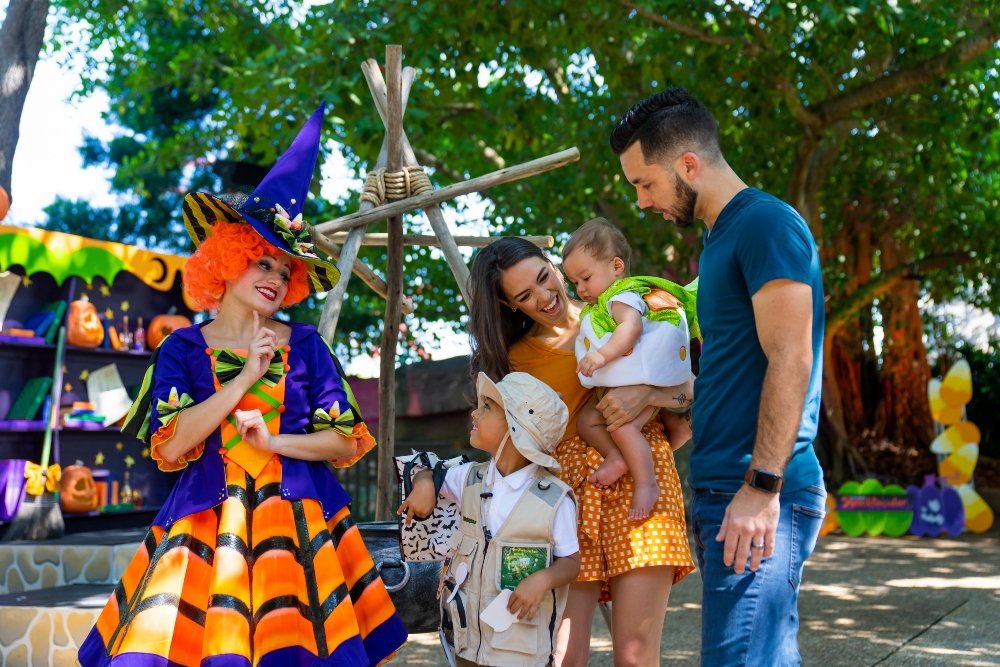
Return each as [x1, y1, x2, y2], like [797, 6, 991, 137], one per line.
[311, 401, 357, 438]
[214, 348, 286, 387]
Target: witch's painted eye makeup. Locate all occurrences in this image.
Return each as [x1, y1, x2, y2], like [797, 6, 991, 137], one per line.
[258, 257, 291, 282]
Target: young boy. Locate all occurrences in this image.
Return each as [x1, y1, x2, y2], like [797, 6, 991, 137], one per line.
[398, 372, 580, 667]
[562, 217, 697, 520]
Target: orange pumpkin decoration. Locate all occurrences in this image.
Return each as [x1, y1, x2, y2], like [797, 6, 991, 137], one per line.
[67, 296, 104, 347]
[148, 309, 192, 349]
[0, 186, 9, 222]
[59, 465, 99, 513]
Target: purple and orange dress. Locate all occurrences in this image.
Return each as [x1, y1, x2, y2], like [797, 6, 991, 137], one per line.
[78, 322, 407, 667]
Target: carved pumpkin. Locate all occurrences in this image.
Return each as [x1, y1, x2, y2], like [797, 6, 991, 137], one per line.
[67, 296, 104, 347]
[59, 465, 99, 513]
[148, 310, 192, 349]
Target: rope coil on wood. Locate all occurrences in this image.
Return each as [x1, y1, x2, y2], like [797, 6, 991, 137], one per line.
[360, 166, 433, 207]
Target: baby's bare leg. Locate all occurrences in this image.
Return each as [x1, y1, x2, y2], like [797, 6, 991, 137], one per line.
[610, 405, 660, 520]
[578, 404, 629, 489]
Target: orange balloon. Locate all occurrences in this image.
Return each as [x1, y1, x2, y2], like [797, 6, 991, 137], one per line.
[0, 186, 9, 221]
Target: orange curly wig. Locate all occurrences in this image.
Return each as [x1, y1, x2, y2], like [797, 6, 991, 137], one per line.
[183, 221, 311, 311]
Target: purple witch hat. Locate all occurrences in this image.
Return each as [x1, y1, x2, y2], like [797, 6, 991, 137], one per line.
[181, 103, 339, 293]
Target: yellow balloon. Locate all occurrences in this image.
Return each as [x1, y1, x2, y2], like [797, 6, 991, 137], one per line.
[940, 359, 973, 408]
[958, 485, 994, 534]
[930, 421, 981, 454]
[928, 379, 963, 425]
[938, 444, 978, 486]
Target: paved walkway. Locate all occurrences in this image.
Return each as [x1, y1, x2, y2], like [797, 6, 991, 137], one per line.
[394, 528, 1000, 665]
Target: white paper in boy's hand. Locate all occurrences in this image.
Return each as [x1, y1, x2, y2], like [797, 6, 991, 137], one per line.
[479, 589, 519, 633]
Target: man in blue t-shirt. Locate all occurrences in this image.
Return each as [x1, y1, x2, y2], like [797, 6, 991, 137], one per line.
[609, 88, 826, 666]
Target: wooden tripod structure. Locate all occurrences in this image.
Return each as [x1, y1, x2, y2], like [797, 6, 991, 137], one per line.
[312, 45, 579, 520]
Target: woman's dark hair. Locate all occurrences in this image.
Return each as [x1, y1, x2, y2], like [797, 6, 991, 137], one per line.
[467, 237, 548, 381]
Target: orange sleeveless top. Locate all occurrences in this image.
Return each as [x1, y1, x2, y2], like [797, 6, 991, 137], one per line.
[508, 335, 594, 440]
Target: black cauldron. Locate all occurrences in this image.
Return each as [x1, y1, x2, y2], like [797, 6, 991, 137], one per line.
[358, 521, 443, 634]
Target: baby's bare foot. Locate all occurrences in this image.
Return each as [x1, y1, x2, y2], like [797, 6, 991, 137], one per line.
[628, 483, 661, 521]
[589, 455, 629, 489]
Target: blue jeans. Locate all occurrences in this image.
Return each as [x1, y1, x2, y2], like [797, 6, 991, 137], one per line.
[691, 484, 826, 667]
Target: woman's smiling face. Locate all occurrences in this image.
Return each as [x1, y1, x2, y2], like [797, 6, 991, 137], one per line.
[498, 256, 572, 329]
[225, 252, 292, 315]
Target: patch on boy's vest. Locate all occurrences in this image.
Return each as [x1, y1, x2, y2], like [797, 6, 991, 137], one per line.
[528, 477, 562, 507]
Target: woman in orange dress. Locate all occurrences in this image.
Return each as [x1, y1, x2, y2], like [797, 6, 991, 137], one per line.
[467, 238, 695, 667]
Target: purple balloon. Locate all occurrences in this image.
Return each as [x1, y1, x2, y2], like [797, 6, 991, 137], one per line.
[914, 483, 946, 536]
[906, 485, 924, 536]
[941, 485, 966, 537]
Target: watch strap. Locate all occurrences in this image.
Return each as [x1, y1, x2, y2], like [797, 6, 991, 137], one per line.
[744, 468, 784, 493]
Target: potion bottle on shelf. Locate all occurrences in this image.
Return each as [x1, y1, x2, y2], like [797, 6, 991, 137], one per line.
[133, 317, 146, 351]
[121, 315, 132, 350]
[121, 470, 132, 505]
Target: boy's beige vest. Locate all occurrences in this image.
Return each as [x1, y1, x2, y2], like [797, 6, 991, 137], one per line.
[441, 462, 572, 667]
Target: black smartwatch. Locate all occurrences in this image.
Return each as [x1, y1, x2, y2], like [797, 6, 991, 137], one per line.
[744, 468, 784, 494]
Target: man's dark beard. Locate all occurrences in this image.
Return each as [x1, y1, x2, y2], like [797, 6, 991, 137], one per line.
[670, 173, 698, 228]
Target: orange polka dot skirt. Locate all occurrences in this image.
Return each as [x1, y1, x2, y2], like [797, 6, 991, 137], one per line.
[555, 420, 694, 600]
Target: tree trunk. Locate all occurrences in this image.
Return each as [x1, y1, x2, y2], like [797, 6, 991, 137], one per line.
[0, 0, 50, 201]
[876, 236, 934, 449]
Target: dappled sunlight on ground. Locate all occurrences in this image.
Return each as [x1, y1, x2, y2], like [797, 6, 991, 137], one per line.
[392, 529, 1000, 666]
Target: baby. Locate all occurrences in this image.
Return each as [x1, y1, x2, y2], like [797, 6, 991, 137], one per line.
[562, 217, 697, 520]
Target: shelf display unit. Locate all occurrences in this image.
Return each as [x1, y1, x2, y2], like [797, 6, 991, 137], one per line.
[0, 225, 194, 530]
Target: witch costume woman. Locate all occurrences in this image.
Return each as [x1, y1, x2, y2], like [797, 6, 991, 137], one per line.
[78, 105, 408, 667]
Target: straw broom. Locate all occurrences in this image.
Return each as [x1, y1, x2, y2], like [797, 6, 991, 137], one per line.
[2, 326, 66, 541]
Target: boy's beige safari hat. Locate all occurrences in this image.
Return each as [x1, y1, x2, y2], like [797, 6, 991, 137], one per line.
[476, 372, 569, 473]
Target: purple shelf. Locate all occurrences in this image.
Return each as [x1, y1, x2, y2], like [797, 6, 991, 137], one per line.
[0, 335, 49, 347]
[0, 420, 46, 431]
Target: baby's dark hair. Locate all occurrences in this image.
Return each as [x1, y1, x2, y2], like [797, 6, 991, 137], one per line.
[562, 217, 632, 275]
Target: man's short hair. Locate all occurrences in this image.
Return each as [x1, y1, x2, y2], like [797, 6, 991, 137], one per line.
[609, 87, 722, 164]
[562, 217, 632, 275]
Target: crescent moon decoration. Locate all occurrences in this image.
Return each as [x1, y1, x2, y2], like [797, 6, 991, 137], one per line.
[151, 256, 168, 285]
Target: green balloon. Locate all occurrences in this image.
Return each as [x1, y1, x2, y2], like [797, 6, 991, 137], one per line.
[860, 479, 888, 535]
[882, 484, 913, 537]
[836, 481, 867, 537]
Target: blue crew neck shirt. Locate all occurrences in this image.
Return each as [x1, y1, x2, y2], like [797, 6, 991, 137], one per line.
[690, 187, 824, 493]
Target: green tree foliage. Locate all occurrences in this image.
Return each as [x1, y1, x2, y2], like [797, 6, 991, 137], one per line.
[47, 0, 1000, 462]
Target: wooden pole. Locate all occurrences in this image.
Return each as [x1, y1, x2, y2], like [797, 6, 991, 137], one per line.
[324, 233, 555, 248]
[375, 44, 404, 522]
[316, 63, 416, 340]
[311, 232, 415, 314]
[343, 61, 474, 305]
[312, 147, 581, 235]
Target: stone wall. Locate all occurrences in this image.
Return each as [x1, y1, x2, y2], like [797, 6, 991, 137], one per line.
[0, 542, 138, 595]
[0, 606, 97, 667]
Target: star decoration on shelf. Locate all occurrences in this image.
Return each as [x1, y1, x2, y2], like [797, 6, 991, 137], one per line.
[64, 382, 72, 392]
[120, 300, 130, 313]
[85, 280, 93, 290]
[21, 275, 31, 287]
[141, 447, 150, 459]
[79, 369, 90, 382]
[124, 455, 135, 468]
[115, 441, 123, 451]
[100, 285, 111, 297]
[95, 451, 105, 465]
[105, 308, 114, 320]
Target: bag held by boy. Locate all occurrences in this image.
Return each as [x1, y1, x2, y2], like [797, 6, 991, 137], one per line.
[395, 450, 469, 561]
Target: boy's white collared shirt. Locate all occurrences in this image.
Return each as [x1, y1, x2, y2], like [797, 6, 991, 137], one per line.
[440, 461, 580, 557]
